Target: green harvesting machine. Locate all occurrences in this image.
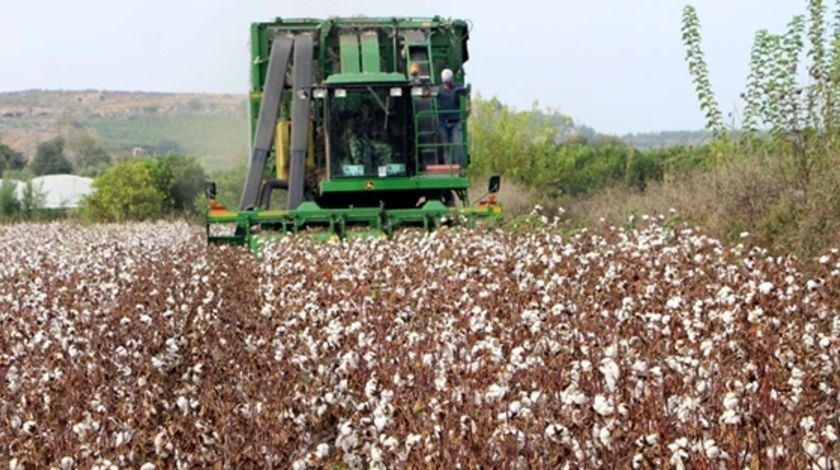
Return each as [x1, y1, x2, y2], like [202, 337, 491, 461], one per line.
[205, 16, 502, 250]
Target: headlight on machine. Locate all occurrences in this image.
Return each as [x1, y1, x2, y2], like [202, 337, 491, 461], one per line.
[313, 88, 327, 99]
[411, 86, 424, 97]
[390, 87, 403, 97]
[334, 88, 347, 98]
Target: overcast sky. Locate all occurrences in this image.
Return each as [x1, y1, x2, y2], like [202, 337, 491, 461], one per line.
[0, 1, 803, 134]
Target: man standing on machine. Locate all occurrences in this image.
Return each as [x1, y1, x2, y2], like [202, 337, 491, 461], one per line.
[437, 68, 468, 166]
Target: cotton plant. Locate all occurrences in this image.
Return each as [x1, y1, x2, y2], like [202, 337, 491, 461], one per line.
[0, 219, 837, 467]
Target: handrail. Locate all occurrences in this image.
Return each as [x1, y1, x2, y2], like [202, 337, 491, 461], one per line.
[413, 108, 468, 168]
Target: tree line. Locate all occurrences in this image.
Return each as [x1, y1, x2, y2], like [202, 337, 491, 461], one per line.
[0, 133, 207, 222]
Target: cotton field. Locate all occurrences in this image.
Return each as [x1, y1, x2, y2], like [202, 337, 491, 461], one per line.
[0, 219, 838, 468]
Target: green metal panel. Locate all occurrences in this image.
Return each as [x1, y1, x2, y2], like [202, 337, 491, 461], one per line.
[320, 176, 469, 193]
[250, 24, 263, 90]
[339, 34, 361, 74]
[360, 31, 381, 73]
[324, 72, 406, 84]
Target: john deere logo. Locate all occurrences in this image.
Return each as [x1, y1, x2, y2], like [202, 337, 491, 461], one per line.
[364, 181, 375, 190]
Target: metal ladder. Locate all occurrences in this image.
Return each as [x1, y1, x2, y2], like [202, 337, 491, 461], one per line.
[404, 31, 439, 170]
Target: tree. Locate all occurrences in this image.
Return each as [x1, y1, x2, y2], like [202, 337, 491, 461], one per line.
[68, 133, 111, 176]
[149, 155, 207, 214]
[21, 180, 45, 217]
[82, 160, 164, 222]
[0, 179, 21, 218]
[0, 141, 26, 177]
[31, 136, 73, 176]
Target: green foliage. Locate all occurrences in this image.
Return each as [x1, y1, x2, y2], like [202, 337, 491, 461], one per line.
[82, 160, 164, 222]
[0, 179, 21, 218]
[31, 136, 73, 176]
[68, 133, 111, 176]
[0, 141, 25, 176]
[209, 162, 248, 208]
[681, 6, 724, 135]
[468, 96, 707, 199]
[678, 2, 840, 255]
[21, 180, 45, 218]
[83, 155, 208, 222]
[149, 155, 207, 215]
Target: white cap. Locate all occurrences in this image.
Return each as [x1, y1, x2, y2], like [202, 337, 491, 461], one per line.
[441, 68, 454, 83]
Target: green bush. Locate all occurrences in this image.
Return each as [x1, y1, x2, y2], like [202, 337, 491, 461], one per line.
[68, 133, 111, 177]
[468, 96, 701, 198]
[31, 136, 73, 176]
[0, 142, 26, 176]
[82, 160, 164, 222]
[0, 179, 21, 219]
[149, 155, 207, 215]
[82, 155, 209, 222]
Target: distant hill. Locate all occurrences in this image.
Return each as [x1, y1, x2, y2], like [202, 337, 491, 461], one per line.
[0, 90, 249, 171]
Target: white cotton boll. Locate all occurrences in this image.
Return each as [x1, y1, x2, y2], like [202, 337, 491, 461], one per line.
[60, 457, 74, 470]
[723, 392, 739, 410]
[316, 443, 330, 459]
[139, 314, 152, 325]
[486, 383, 507, 402]
[720, 409, 740, 425]
[561, 384, 587, 406]
[373, 410, 390, 432]
[508, 400, 522, 416]
[666, 296, 683, 310]
[765, 445, 784, 459]
[632, 360, 647, 374]
[597, 425, 612, 447]
[819, 255, 830, 264]
[381, 435, 398, 450]
[800, 416, 815, 432]
[422, 353, 433, 367]
[176, 396, 189, 413]
[140, 464, 155, 470]
[822, 424, 837, 442]
[405, 434, 422, 448]
[153, 431, 168, 456]
[593, 394, 613, 416]
[747, 307, 764, 323]
[803, 439, 823, 457]
[369, 444, 383, 463]
[758, 282, 774, 294]
[599, 358, 620, 391]
[704, 439, 719, 458]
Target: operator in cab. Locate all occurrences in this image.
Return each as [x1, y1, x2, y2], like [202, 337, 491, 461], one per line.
[437, 68, 469, 166]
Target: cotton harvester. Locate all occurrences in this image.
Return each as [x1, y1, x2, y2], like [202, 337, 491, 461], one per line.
[205, 16, 502, 252]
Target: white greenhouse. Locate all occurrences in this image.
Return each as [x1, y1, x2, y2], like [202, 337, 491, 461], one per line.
[7, 175, 93, 209]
